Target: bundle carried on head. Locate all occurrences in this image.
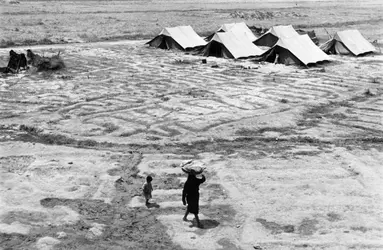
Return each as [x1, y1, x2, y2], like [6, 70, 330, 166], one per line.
[180, 160, 206, 175]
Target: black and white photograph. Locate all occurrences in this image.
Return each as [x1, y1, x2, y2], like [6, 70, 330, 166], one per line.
[0, 0, 382, 249]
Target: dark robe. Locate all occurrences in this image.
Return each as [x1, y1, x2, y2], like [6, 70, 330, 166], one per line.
[182, 174, 206, 214]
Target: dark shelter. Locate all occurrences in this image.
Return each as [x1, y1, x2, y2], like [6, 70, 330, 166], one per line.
[0, 50, 28, 73]
[27, 49, 65, 71]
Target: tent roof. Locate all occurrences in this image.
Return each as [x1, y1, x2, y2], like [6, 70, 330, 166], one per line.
[274, 34, 331, 65]
[220, 23, 237, 32]
[160, 25, 207, 49]
[334, 30, 376, 56]
[210, 31, 264, 59]
[260, 25, 299, 40]
[218, 22, 258, 42]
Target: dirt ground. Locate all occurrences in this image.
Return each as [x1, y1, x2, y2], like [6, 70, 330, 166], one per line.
[1, 0, 383, 250]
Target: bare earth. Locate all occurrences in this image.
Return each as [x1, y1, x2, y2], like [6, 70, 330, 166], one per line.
[1, 1, 383, 250]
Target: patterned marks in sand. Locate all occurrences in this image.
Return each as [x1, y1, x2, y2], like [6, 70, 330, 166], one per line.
[0, 43, 382, 141]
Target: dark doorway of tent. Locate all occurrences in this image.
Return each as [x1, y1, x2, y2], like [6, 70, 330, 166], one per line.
[262, 47, 301, 66]
[148, 36, 184, 51]
[202, 41, 233, 58]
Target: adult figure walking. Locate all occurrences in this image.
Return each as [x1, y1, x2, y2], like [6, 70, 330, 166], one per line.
[182, 170, 206, 228]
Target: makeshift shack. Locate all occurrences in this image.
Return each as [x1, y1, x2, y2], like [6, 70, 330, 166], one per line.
[27, 49, 65, 71]
[0, 50, 27, 73]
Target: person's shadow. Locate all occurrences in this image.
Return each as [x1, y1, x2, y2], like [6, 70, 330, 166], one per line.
[145, 202, 160, 208]
[188, 218, 220, 229]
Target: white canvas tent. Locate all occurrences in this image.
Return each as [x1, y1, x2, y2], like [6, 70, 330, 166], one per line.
[254, 25, 299, 47]
[147, 26, 207, 51]
[320, 30, 376, 56]
[259, 34, 330, 66]
[201, 31, 263, 59]
[205, 22, 257, 42]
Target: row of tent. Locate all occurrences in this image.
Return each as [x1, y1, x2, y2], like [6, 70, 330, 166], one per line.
[146, 23, 376, 66]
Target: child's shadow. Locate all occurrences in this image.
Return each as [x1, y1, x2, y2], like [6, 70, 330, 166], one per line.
[146, 202, 160, 209]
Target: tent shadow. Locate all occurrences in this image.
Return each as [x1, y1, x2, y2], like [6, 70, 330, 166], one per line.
[189, 219, 220, 229]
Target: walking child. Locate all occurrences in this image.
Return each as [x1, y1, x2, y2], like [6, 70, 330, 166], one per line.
[143, 175, 153, 205]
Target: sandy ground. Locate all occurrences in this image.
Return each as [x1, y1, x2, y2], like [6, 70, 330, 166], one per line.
[0, 40, 382, 249]
[1, 1, 383, 249]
